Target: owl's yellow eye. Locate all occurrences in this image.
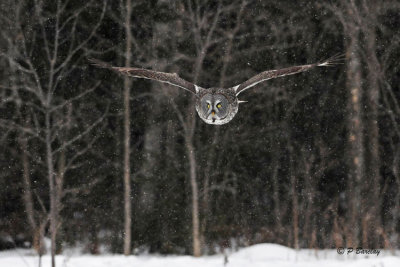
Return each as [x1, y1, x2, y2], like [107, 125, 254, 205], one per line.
[217, 103, 222, 109]
[207, 103, 210, 109]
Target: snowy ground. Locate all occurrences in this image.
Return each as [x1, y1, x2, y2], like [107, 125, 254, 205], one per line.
[0, 243, 399, 267]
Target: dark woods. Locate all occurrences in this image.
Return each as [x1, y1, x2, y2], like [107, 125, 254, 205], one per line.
[0, 0, 399, 260]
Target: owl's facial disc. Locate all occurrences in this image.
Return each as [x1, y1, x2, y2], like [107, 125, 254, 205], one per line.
[196, 93, 237, 125]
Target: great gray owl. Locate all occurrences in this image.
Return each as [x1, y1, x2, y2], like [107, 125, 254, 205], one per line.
[90, 54, 343, 125]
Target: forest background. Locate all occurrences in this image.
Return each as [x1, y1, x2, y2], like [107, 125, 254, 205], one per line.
[0, 0, 399, 261]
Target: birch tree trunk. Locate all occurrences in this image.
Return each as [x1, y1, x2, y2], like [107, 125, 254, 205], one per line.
[345, 27, 363, 248]
[186, 140, 201, 256]
[187, 54, 202, 257]
[123, 0, 133, 256]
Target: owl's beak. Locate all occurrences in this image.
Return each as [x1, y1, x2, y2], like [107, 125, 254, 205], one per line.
[211, 110, 215, 116]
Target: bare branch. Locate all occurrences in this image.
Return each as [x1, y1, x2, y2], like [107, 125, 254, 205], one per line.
[0, 119, 44, 141]
[52, 104, 109, 155]
[54, 0, 106, 74]
[50, 82, 100, 113]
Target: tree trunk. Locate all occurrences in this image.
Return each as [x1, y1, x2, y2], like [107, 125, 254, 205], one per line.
[22, 133, 46, 256]
[345, 30, 364, 248]
[45, 111, 57, 267]
[122, 0, 133, 256]
[123, 0, 133, 256]
[291, 169, 299, 249]
[271, 158, 282, 242]
[186, 42, 204, 258]
[55, 148, 65, 254]
[302, 152, 314, 248]
[186, 140, 201, 257]
[288, 142, 299, 249]
[19, 132, 43, 252]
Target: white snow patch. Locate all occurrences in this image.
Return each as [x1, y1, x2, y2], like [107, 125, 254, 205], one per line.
[0, 243, 399, 267]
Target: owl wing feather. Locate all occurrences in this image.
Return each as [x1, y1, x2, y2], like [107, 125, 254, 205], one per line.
[234, 53, 344, 96]
[89, 58, 199, 94]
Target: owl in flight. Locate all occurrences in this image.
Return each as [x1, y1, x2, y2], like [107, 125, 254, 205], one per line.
[90, 54, 343, 125]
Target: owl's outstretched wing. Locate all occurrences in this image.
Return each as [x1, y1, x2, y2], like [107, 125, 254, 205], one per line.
[234, 53, 344, 96]
[89, 58, 199, 94]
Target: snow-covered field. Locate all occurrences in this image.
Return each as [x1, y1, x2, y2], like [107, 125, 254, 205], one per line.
[0, 243, 399, 267]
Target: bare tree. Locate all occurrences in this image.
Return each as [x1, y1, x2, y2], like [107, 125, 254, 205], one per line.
[326, 0, 400, 248]
[145, 1, 225, 256]
[328, 0, 365, 247]
[0, 1, 107, 266]
[200, 0, 246, 252]
[137, 0, 226, 256]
